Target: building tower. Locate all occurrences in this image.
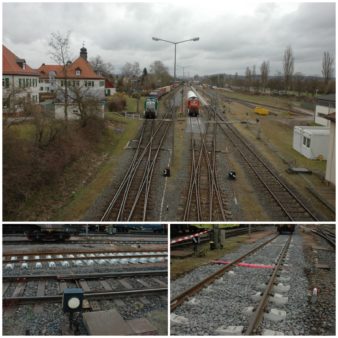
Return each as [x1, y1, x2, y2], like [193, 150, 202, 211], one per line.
[80, 43, 87, 60]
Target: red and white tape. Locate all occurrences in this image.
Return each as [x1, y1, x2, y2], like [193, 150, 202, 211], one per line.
[171, 230, 209, 244]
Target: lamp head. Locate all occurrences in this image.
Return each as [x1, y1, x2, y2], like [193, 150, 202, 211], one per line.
[152, 37, 159, 41]
[192, 37, 200, 41]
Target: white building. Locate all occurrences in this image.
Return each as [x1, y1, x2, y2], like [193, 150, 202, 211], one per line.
[315, 94, 335, 127]
[2, 45, 40, 112]
[38, 46, 105, 118]
[323, 113, 335, 185]
[293, 126, 330, 160]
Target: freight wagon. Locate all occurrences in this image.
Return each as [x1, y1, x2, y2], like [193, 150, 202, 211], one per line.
[276, 224, 295, 234]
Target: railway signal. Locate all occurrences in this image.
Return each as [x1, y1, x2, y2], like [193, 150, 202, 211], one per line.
[62, 288, 84, 329]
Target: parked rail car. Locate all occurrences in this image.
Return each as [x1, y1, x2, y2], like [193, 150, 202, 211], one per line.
[276, 224, 295, 234]
[3, 224, 40, 234]
[25, 225, 79, 241]
[144, 85, 173, 119]
[144, 97, 158, 118]
[187, 90, 200, 116]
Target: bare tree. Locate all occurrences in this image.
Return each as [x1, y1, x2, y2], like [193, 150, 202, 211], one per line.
[322, 51, 334, 93]
[149, 61, 171, 88]
[48, 31, 71, 121]
[68, 85, 101, 127]
[90, 55, 114, 77]
[293, 72, 305, 96]
[260, 61, 270, 92]
[121, 62, 141, 78]
[245, 66, 252, 91]
[252, 65, 260, 93]
[283, 45, 294, 91]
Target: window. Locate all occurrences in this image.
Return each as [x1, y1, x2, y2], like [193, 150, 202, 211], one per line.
[303, 136, 311, 148]
[40, 87, 44, 91]
[5, 78, 10, 88]
[99, 80, 105, 87]
[39, 79, 43, 83]
[61, 80, 64, 87]
[76, 69, 81, 76]
[84, 80, 87, 87]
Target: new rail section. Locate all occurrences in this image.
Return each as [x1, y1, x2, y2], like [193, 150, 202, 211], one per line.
[171, 233, 293, 335]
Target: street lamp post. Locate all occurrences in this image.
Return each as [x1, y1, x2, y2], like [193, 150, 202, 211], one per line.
[152, 37, 199, 82]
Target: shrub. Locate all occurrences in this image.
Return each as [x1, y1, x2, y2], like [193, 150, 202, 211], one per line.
[107, 93, 127, 112]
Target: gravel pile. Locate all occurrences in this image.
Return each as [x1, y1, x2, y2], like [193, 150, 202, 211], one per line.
[300, 231, 336, 335]
[3, 303, 88, 335]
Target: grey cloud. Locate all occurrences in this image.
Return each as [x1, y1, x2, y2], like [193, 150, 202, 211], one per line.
[2, 2, 335, 76]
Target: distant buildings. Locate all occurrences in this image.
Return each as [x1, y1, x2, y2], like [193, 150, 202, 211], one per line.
[293, 94, 335, 186]
[2, 44, 115, 118]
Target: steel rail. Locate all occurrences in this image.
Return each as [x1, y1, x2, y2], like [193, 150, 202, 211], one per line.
[3, 239, 166, 246]
[311, 229, 335, 248]
[183, 130, 196, 221]
[3, 287, 167, 306]
[4, 248, 168, 258]
[100, 121, 148, 221]
[245, 235, 292, 335]
[170, 234, 279, 311]
[101, 116, 168, 221]
[215, 108, 318, 221]
[3, 269, 168, 282]
[128, 122, 171, 221]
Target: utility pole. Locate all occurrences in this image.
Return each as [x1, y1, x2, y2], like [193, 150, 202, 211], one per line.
[212, 225, 220, 249]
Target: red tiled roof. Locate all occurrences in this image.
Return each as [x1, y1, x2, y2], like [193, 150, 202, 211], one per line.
[3, 45, 39, 76]
[38, 57, 104, 80]
[38, 64, 63, 77]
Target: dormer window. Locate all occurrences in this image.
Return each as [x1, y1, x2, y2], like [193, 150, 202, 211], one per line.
[75, 68, 81, 76]
[16, 58, 26, 70]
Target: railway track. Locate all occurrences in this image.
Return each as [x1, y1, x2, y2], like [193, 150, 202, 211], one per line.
[171, 234, 295, 335]
[213, 107, 319, 221]
[3, 270, 167, 306]
[170, 233, 279, 311]
[101, 107, 172, 221]
[3, 249, 167, 266]
[311, 227, 336, 248]
[182, 110, 230, 221]
[3, 238, 167, 246]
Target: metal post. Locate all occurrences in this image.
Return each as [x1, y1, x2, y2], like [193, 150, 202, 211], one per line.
[174, 43, 177, 82]
[249, 224, 251, 238]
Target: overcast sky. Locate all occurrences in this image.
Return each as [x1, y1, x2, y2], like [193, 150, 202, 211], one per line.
[2, 2, 336, 77]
